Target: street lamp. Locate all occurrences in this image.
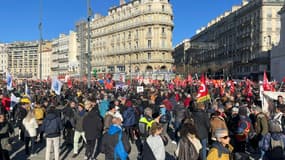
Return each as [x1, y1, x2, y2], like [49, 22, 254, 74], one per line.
[87, 0, 92, 88]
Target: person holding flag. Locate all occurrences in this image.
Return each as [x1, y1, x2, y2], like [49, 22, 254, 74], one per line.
[196, 74, 211, 103]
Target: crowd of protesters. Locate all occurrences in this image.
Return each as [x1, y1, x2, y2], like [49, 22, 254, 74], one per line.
[0, 77, 284, 160]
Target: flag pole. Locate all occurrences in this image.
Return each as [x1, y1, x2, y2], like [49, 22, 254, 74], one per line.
[279, 81, 284, 92]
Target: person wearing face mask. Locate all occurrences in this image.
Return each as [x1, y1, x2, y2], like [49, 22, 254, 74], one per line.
[207, 128, 234, 160]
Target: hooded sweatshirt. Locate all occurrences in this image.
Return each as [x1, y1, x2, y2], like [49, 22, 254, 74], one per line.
[101, 124, 131, 160]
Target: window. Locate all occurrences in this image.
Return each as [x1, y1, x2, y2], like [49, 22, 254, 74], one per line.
[148, 27, 152, 34]
[148, 53, 151, 60]
[162, 5, 165, 11]
[148, 40, 152, 48]
[148, 5, 151, 11]
[162, 27, 165, 34]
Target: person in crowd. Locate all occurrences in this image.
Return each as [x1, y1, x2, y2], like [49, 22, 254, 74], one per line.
[72, 102, 87, 158]
[234, 106, 254, 153]
[0, 110, 14, 160]
[15, 98, 29, 141]
[192, 102, 210, 160]
[175, 122, 201, 160]
[261, 116, 285, 160]
[42, 105, 63, 160]
[22, 111, 38, 157]
[33, 100, 45, 143]
[173, 99, 188, 143]
[272, 104, 285, 133]
[103, 103, 116, 133]
[210, 105, 228, 141]
[142, 122, 166, 160]
[101, 115, 131, 160]
[207, 128, 233, 160]
[277, 95, 284, 106]
[62, 100, 76, 146]
[122, 100, 137, 143]
[83, 98, 103, 160]
[251, 106, 268, 157]
[99, 94, 110, 118]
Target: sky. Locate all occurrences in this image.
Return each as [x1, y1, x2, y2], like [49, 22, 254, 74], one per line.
[0, 0, 241, 46]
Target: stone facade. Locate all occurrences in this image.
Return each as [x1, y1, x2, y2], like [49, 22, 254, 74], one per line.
[90, 0, 174, 77]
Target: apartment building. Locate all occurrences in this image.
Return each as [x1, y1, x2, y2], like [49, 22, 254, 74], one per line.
[40, 41, 52, 79]
[90, 0, 174, 77]
[185, 0, 284, 80]
[51, 31, 78, 78]
[0, 44, 8, 78]
[271, 5, 285, 82]
[7, 42, 39, 79]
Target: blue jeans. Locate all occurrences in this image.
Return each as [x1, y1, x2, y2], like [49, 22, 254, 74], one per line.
[200, 138, 208, 160]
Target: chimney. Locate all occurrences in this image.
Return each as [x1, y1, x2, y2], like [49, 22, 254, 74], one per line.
[120, 0, 125, 5]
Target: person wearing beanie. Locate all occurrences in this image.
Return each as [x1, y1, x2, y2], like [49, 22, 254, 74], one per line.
[207, 128, 233, 160]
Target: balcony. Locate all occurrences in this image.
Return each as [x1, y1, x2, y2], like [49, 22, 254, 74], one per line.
[58, 57, 69, 63]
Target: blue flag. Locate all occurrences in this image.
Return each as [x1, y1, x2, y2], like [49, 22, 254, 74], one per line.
[51, 78, 62, 95]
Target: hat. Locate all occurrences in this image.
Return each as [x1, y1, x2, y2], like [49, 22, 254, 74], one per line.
[20, 97, 31, 104]
[215, 128, 228, 139]
[239, 107, 248, 116]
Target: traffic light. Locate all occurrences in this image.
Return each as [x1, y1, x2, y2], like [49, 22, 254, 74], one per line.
[92, 68, 97, 77]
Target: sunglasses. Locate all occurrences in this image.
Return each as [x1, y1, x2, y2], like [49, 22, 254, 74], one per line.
[221, 135, 229, 139]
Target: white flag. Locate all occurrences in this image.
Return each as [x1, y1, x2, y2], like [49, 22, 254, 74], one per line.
[6, 72, 12, 91]
[51, 78, 62, 95]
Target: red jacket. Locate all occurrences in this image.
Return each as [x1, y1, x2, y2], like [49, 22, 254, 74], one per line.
[2, 97, 11, 111]
[183, 97, 191, 108]
[162, 99, 173, 111]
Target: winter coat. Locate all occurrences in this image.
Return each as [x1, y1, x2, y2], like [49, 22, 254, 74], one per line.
[42, 111, 63, 138]
[99, 100, 110, 118]
[173, 103, 188, 124]
[176, 135, 201, 160]
[146, 135, 165, 160]
[23, 117, 38, 137]
[83, 107, 103, 140]
[104, 112, 114, 132]
[0, 122, 13, 151]
[74, 109, 87, 132]
[62, 106, 75, 129]
[192, 109, 210, 140]
[255, 113, 268, 136]
[101, 124, 131, 160]
[123, 107, 136, 127]
[207, 142, 233, 160]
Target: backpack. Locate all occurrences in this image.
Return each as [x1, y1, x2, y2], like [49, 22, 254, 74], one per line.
[114, 131, 128, 160]
[268, 136, 285, 159]
[270, 114, 283, 133]
[44, 118, 59, 135]
[235, 118, 251, 142]
[34, 107, 45, 120]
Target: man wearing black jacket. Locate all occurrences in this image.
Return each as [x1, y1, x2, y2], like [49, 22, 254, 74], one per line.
[192, 102, 210, 160]
[83, 98, 103, 160]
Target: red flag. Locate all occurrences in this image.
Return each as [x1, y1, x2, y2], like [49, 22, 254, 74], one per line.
[246, 79, 253, 97]
[283, 77, 285, 83]
[230, 80, 235, 95]
[196, 74, 211, 102]
[187, 75, 193, 84]
[67, 78, 72, 88]
[263, 70, 271, 91]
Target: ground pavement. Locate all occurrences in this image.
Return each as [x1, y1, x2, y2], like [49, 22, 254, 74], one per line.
[10, 133, 177, 160]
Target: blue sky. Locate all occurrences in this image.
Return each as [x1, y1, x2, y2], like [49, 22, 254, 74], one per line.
[0, 0, 241, 46]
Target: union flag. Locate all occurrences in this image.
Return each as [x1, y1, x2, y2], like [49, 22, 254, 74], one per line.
[196, 74, 211, 103]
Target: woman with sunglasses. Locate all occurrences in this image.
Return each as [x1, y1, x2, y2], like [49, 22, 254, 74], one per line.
[207, 128, 233, 160]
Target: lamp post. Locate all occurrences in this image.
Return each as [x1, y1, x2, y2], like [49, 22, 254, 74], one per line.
[87, 0, 92, 88]
[39, 0, 43, 81]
